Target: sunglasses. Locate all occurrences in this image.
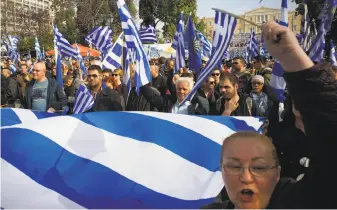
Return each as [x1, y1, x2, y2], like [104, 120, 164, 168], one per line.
[212, 73, 220, 76]
[87, 74, 99, 78]
[112, 74, 119, 77]
[252, 82, 263, 86]
[232, 62, 239, 65]
[209, 81, 215, 84]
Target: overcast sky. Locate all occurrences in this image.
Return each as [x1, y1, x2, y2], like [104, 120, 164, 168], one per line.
[196, 0, 298, 17]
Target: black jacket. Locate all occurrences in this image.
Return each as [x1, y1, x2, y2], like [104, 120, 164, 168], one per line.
[126, 87, 159, 111]
[202, 65, 337, 209]
[140, 85, 209, 115]
[1, 76, 9, 105]
[23, 77, 68, 111]
[210, 93, 256, 116]
[151, 75, 168, 96]
[91, 88, 123, 112]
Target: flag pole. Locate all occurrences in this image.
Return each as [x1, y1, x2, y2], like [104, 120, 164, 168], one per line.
[212, 8, 261, 28]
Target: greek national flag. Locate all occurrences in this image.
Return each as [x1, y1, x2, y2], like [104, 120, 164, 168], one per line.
[248, 28, 259, 59]
[180, 9, 237, 105]
[73, 84, 94, 114]
[301, 3, 313, 51]
[174, 33, 186, 73]
[85, 26, 113, 53]
[172, 12, 185, 50]
[1, 108, 263, 209]
[331, 41, 337, 66]
[53, 25, 77, 58]
[102, 33, 126, 70]
[139, 25, 157, 43]
[117, 0, 152, 94]
[8, 35, 19, 52]
[35, 37, 41, 60]
[2, 40, 19, 64]
[195, 30, 212, 58]
[270, 0, 288, 102]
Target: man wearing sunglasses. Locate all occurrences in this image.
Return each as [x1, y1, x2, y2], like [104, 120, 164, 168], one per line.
[87, 65, 123, 112]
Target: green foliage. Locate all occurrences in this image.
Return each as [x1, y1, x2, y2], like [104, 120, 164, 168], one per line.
[18, 37, 35, 53]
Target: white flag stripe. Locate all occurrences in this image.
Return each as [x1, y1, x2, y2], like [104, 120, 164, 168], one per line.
[11, 108, 39, 124]
[2, 116, 224, 200]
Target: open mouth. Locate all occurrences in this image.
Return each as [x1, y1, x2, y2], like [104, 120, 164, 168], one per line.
[240, 189, 254, 201]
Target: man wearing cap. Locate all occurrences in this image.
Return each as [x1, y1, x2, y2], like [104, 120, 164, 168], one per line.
[250, 75, 272, 117]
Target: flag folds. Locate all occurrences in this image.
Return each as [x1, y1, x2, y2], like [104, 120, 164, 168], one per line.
[1, 108, 263, 209]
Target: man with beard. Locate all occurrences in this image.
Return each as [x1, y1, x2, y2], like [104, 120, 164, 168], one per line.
[210, 72, 256, 116]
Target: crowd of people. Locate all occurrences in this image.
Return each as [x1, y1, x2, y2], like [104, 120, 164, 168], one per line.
[1, 20, 337, 209]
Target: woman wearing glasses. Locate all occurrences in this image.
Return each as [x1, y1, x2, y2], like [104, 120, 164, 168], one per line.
[112, 68, 128, 104]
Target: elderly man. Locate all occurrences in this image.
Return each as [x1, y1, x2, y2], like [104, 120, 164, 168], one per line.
[140, 77, 209, 115]
[22, 62, 67, 112]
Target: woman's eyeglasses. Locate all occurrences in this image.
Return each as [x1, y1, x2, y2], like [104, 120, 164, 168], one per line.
[212, 73, 220, 76]
[209, 81, 215, 84]
[112, 74, 119, 77]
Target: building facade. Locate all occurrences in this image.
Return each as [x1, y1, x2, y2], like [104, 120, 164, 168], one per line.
[200, 6, 302, 41]
[1, 0, 52, 37]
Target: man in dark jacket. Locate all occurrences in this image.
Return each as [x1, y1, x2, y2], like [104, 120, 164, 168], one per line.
[150, 64, 168, 96]
[1, 66, 11, 106]
[87, 65, 123, 112]
[22, 62, 67, 112]
[210, 72, 256, 116]
[140, 76, 209, 115]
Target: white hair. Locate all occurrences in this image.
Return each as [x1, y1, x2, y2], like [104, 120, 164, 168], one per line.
[90, 60, 102, 68]
[176, 77, 194, 90]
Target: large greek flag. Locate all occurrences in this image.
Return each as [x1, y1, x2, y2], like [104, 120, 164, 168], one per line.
[139, 25, 157, 43]
[180, 9, 237, 105]
[102, 33, 126, 70]
[117, 0, 152, 94]
[172, 12, 185, 50]
[1, 108, 263, 208]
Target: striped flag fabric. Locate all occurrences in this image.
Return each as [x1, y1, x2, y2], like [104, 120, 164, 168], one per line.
[102, 33, 126, 70]
[8, 35, 19, 52]
[53, 24, 77, 58]
[308, 21, 326, 63]
[85, 26, 113, 53]
[270, 0, 288, 102]
[172, 12, 185, 50]
[301, 3, 312, 51]
[2, 40, 19, 64]
[139, 25, 157, 43]
[174, 33, 186, 73]
[248, 28, 259, 60]
[73, 84, 94, 114]
[180, 9, 237, 105]
[195, 30, 212, 58]
[75, 42, 87, 77]
[123, 48, 135, 98]
[35, 37, 41, 60]
[117, 0, 152, 94]
[331, 41, 337, 66]
[1, 108, 263, 209]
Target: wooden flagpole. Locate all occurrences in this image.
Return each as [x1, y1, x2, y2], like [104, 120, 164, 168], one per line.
[212, 8, 261, 28]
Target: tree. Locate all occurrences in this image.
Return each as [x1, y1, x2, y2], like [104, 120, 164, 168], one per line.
[139, 0, 203, 41]
[294, 0, 337, 44]
[51, 0, 79, 44]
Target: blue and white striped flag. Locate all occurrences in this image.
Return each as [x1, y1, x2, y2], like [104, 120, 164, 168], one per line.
[139, 25, 157, 43]
[53, 24, 77, 58]
[172, 12, 184, 50]
[42, 47, 45, 60]
[1, 108, 263, 209]
[73, 84, 94, 114]
[331, 41, 337, 66]
[85, 26, 113, 54]
[124, 48, 135, 97]
[75, 42, 87, 77]
[35, 37, 41, 60]
[195, 30, 212, 58]
[2, 40, 19, 64]
[249, 28, 259, 60]
[308, 21, 326, 63]
[270, 0, 288, 102]
[174, 33, 186, 73]
[117, 0, 152, 94]
[180, 9, 237, 105]
[8, 35, 19, 52]
[102, 33, 126, 70]
[301, 3, 312, 51]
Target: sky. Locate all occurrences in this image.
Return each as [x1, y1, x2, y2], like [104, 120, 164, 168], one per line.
[197, 0, 298, 17]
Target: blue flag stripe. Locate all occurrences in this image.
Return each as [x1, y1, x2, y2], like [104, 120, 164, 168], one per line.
[1, 128, 216, 209]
